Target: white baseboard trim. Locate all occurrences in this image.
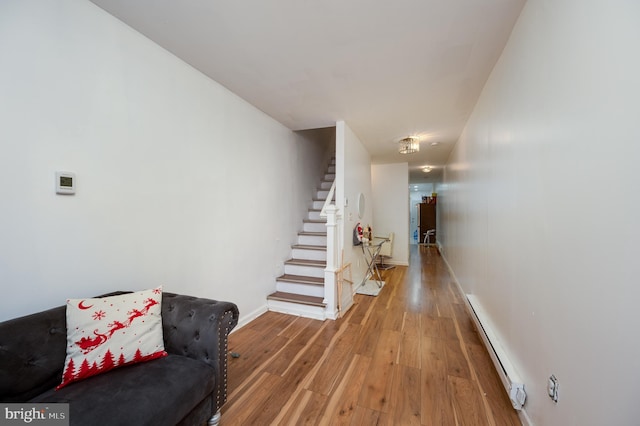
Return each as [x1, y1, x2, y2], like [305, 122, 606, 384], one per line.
[233, 304, 268, 332]
[440, 250, 531, 419]
[438, 251, 462, 295]
[324, 306, 339, 320]
[519, 408, 533, 426]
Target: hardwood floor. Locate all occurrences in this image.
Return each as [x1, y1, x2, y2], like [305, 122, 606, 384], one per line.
[222, 245, 521, 425]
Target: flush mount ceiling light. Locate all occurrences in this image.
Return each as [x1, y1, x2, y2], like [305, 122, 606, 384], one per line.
[422, 166, 432, 173]
[398, 137, 419, 154]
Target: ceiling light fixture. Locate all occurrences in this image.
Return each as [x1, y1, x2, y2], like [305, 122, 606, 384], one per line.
[422, 166, 432, 173]
[399, 137, 419, 154]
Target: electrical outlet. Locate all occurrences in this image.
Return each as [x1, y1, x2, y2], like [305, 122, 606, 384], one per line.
[548, 375, 559, 403]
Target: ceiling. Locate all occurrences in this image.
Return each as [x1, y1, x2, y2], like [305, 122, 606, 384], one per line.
[89, 0, 525, 183]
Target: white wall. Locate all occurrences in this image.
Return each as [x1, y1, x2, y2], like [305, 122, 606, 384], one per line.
[293, 126, 337, 246]
[0, 0, 326, 325]
[336, 121, 373, 289]
[439, 0, 640, 424]
[371, 163, 409, 265]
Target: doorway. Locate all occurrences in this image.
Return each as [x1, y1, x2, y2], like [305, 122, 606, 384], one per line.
[409, 183, 436, 244]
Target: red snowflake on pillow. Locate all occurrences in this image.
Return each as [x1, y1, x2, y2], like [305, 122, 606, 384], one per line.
[92, 310, 106, 321]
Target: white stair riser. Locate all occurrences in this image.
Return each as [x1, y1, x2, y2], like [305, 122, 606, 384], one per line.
[276, 281, 324, 297]
[327, 166, 336, 173]
[317, 190, 330, 199]
[308, 210, 322, 220]
[303, 222, 326, 233]
[311, 201, 325, 210]
[284, 264, 325, 278]
[298, 234, 327, 246]
[292, 248, 326, 261]
[320, 181, 333, 190]
[324, 173, 335, 181]
[267, 300, 326, 321]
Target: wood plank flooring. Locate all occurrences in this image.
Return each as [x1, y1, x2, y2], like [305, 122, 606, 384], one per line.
[222, 245, 521, 425]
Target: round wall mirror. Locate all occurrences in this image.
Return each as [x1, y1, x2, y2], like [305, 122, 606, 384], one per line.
[357, 192, 365, 219]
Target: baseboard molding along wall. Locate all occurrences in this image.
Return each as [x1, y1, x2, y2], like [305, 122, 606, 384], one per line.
[233, 304, 268, 332]
[439, 250, 533, 426]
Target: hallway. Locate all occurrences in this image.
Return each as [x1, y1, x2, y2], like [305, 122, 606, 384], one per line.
[223, 245, 521, 425]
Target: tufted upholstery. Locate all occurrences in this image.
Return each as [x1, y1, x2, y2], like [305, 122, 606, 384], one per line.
[0, 305, 67, 402]
[161, 292, 239, 410]
[0, 291, 239, 426]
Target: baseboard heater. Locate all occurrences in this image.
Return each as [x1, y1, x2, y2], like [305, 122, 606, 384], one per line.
[466, 294, 526, 410]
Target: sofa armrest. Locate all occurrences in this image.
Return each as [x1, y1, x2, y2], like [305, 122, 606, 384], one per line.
[0, 306, 67, 402]
[160, 293, 239, 409]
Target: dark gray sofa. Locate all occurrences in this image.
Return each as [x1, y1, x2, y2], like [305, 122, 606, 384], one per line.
[0, 292, 239, 426]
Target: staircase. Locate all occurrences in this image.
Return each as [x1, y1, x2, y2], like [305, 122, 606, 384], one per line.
[267, 158, 335, 320]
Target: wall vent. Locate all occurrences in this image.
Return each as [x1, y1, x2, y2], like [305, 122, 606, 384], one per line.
[466, 294, 526, 410]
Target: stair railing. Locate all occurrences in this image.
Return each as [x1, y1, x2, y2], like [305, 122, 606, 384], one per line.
[320, 180, 340, 319]
[319, 180, 335, 218]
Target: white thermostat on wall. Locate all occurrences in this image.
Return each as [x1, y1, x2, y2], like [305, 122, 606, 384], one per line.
[55, 171, 76, 195]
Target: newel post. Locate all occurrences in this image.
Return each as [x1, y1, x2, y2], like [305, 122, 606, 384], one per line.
[323, 205, 339, 319]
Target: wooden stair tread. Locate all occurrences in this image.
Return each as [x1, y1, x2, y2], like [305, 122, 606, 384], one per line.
[285, 258, 326, 267]
[292, 244, 327, 251]
[303, 219, 327, 223]
[298, 231, 326, 236]
[267, 292, 326, 307]
[276, 274, 324, 285]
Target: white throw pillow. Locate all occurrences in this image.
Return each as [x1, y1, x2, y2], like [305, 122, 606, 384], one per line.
[57, 287, 167, 389]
